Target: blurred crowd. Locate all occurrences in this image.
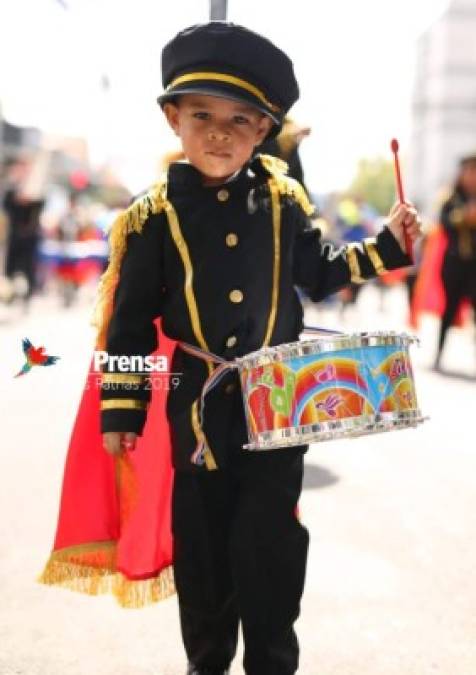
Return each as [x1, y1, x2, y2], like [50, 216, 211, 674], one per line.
[0, 147, 130, 310]
[265, 120, 476, 374]
[1, 123, 475, 376]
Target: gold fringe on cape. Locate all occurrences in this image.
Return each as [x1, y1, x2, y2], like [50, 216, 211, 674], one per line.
[38, 542, 175, 609]
[258, 154, 315, 217]
[91, 179, 168, 350]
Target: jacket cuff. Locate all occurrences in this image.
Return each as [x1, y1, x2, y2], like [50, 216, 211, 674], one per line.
[100, 371, 150, 435]
[375, 226, 412, 270]
[101, 408, 147, 435]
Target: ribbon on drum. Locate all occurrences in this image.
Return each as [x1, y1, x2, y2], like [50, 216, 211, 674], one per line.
[179, 325, 342, 465]
[178, 342, 239, 465]
[302, 325, 344, 336]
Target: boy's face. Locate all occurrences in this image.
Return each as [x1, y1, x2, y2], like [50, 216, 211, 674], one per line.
[163, 94, 273, 185]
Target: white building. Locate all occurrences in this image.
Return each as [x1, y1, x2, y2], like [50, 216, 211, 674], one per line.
[409, 0, 476, 217]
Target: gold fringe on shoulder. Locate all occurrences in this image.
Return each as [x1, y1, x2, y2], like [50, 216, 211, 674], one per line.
[91, 178, 168, 351]
[38, 542, 175, 609]
[258, 152, 289, 177]
[258, 154, 315, 217]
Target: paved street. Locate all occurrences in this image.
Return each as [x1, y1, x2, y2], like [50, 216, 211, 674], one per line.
[1, 284, 475, 675]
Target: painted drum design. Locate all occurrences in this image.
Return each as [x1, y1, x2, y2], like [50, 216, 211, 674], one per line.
[236, 332, 426, 450]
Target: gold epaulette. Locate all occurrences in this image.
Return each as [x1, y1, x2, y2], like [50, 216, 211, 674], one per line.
[121, 179, 168, 235]
[92, 178, 168, 350]
[258, 153, 315, 217]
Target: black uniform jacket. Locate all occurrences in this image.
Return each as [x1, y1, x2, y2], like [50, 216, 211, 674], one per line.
[100, 155, 410, 470]
[440, 191, 476, 261]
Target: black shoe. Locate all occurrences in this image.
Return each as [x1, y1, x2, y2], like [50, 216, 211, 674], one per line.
[186, 666, 229, 675]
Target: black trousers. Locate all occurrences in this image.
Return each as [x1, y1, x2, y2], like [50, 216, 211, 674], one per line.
[172, 445, 309, 675]
[5, 236, 39, 298]
[437, 253, 476, 359]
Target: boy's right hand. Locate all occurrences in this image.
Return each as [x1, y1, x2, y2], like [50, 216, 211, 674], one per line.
[103, 432, 137, 455]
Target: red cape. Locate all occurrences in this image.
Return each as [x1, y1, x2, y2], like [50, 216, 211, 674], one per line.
[411, 226, 469, 329]
[38, 319, 176, 608]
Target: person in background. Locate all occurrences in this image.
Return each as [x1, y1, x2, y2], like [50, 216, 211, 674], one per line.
[434, 152, 476, 369]
[3, 151, 50, 304]
[258, 116, 311, 193]
[333, 197, 377, 314]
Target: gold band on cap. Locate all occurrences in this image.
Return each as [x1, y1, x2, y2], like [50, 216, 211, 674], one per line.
[167, 72, 281, 114]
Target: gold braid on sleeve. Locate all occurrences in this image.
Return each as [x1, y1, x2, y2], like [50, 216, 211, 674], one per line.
[100, 399, 149, 411]
[346, 244, 366, 284]
[363, 237, 387, 275]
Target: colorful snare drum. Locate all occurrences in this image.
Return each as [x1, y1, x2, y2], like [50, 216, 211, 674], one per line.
[236, 332, 425, 450]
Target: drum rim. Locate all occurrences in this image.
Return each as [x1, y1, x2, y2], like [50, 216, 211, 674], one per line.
[244, 410, 426, 450]
[236, 331, 418, 370]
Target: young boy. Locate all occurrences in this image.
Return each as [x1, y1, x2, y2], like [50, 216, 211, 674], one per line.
[100, 22, 420, 675]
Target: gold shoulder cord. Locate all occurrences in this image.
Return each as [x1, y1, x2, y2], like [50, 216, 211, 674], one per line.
[163, 200, 217, 471]
[262, 178, 281, 347]
[258, 155, 315, 347]
[163, 200, 212, 359]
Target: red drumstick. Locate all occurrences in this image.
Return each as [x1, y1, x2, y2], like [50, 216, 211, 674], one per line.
[390, 138, 413, 262]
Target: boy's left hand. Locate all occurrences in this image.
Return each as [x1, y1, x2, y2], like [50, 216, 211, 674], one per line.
[386, 202, 422, 254]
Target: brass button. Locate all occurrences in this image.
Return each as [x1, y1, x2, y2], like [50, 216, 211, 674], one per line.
[226, 233, 238, 247]
[226, 335, 237, 348]
[229, 289, 243, 303]
[225, 383, 236, 394]
[217, 189, 229, 202]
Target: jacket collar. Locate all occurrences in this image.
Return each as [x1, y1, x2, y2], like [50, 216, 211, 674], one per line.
[167, 157, 262, 197]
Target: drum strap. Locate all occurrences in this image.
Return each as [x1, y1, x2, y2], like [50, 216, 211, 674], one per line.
[178, 324, 341, 465]
[302, 325, 344, 335]
[178, 342, 239, 465]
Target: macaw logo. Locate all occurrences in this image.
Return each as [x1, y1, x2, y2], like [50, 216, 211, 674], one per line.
[14, 338, 60, 378]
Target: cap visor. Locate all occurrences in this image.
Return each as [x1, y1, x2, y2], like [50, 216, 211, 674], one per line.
[157, 83, 281, 125]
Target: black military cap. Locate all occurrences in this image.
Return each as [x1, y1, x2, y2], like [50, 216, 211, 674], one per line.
[157, 22, 299, 136]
